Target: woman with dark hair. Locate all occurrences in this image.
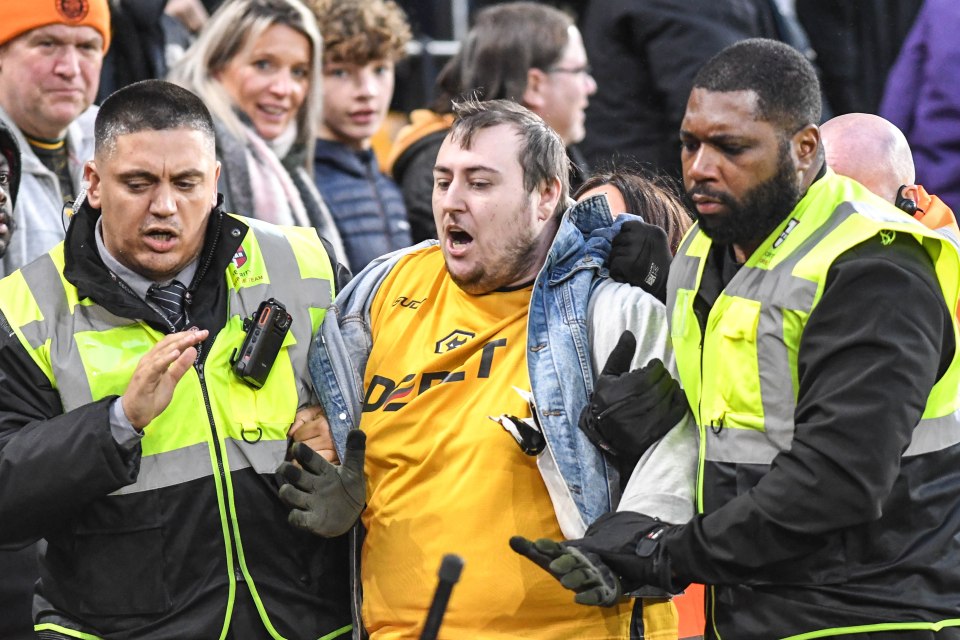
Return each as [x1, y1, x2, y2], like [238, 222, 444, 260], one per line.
[574, 167, 691, 254]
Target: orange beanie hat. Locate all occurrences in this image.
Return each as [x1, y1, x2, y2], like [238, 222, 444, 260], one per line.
[0, 0, 111, 52]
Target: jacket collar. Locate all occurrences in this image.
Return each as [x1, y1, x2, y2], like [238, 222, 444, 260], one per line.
[542, 194, 629, 283]
[313, 139, 373, 178]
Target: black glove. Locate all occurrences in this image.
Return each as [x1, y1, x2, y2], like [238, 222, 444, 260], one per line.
[608, 220, 672, 304]
[509, 536, 623, 606]
[579, 331, 688, 460]
[511, 511, 686, 606]
[574, 511, 682, 594]
[277, 430, 366, 537]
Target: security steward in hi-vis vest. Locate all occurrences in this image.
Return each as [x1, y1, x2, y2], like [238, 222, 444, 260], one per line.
[0, 196, 349, 639]
[665, 170, 960, 638]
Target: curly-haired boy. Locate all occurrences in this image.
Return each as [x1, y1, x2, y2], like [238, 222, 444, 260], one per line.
[308, 0, 414, 273]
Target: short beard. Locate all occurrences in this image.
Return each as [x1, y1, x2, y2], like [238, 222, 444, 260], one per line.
[448, 224, 543, 295]
[685, 144, 802, 248]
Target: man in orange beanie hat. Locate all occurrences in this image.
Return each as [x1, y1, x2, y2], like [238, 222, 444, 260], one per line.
[0, 0, 110, 277]
[0, 3, 108, 638]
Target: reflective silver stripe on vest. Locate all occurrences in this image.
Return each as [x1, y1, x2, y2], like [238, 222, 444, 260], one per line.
[19, 226, 330, 412]
[665, 229, 703, 320]
[905, 411, 960, 457]
[704, 427, 782, 465]
[689, 202, 960, 464]
[17, 255, 67, 349]
[111, 438, 286, 495]
[935, 224, 960, 254]
[17, 255, 114, 409]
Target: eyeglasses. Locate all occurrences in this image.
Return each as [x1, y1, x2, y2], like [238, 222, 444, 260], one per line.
[546, 64, 593, 77]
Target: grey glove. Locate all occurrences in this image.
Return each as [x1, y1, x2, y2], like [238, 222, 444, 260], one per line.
[277, 429, 366, 537]
[509, 536, 623, 606]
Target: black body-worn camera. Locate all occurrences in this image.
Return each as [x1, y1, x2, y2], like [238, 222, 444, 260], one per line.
[231, 298, 292, 388]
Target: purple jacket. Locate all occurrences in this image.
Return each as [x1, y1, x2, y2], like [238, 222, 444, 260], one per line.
[880, 0, 960, 211]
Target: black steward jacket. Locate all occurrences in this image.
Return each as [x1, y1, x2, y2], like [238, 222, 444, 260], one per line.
[0, 200, 350, 639]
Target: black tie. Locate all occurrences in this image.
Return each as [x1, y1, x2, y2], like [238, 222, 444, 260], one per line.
[147, 280, 188, 331]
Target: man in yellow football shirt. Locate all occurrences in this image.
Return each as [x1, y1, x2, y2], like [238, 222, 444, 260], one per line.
[284, 99, 695, 638]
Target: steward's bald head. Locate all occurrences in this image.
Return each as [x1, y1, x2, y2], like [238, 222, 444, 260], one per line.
[821, 113, 915, 203]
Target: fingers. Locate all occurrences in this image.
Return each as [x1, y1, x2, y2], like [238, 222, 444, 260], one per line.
[276, 460, 303, 485]
[574, 587, 617, 607]
[633, 357, 666, 381]
[297, 438, 338, 464]
[510, 536, 568, 574]
[293, 440, 334, 476]
[277, 480, 311, 510]
[288, 405, 328, 439]
[509, 535, 534, 555]
[561, 548, 623, 607]
[287, 508, 324, 535]
[289, 406, 338, 463]
[618, 359, 672, 414]
[600, 331, 637, 377]
[149, 330, 208, 371]
[145, 331, 206, 385]
[166, 346, 198, 383]
[560, 568, 600, 591]
[341, 430, 366, 476]
[532, 538, 566, 557]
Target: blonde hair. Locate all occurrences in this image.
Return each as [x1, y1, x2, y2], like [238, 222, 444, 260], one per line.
[167, 0, 323, 162]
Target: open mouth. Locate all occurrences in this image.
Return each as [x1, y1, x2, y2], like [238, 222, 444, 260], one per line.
[144, 229, 179, 251]
[449, 229, 472, 246]
[258, 104, 288, 120]
[445, 228, 474, 256]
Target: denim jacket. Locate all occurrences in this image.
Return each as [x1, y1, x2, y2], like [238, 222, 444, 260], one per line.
[308, 194, 691, 635]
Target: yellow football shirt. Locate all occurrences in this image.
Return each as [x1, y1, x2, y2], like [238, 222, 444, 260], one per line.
[358, 246, 633, 639]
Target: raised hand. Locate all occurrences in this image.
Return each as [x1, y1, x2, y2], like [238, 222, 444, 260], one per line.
[579, 331, 688, 459]
[121, 329, 208, 430]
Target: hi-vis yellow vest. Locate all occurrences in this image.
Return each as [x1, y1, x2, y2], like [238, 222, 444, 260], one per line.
[0, 216, 334, 639]
[667, 172, 960, 507]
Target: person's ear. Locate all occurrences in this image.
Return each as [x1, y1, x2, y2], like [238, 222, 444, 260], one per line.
[792, 124, 820, 173]
[895, 184, 921, 215]
[84, 160, 101, 208]
[537, 176, 563, 222]
[212, 161, 221, 208]
[900, 184, 920, 203]
[523, 68, 548, 112]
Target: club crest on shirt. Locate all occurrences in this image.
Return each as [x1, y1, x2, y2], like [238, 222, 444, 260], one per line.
[232, 246, 248, 268]
[435, 329, 475, 354]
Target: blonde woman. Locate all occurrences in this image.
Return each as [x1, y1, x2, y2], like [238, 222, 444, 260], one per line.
[169, 0, 344, 259]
